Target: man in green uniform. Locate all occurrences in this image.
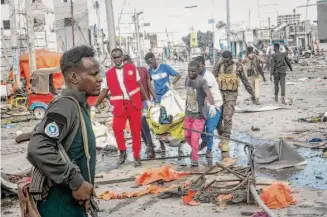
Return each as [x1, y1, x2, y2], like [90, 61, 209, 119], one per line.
[27, 45, 102, 217]
[213, 51, 255, 152]
[270, 43, 293, 104]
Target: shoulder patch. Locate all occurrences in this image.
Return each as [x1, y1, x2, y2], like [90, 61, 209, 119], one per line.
[44, 121, 60, 138]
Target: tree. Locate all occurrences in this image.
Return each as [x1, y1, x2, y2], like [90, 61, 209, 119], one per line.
[182, 31, 213, 52]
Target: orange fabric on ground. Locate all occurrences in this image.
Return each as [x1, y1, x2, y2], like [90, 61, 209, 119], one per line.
[135, 165, 190, 186]
[181, 189, 200, 206]
[260, 182, 296, 209]
[98, 184, 178, 200]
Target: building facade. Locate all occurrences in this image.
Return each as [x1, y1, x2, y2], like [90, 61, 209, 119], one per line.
[53, 0, 90, 52]
[1, 0, 57, 79]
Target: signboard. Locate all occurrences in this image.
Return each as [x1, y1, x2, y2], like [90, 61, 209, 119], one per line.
[244, 30, 254, 42]
[256, 29, 271, 40]
[190, 31, 198, 47]
[208, 19, 215, 24]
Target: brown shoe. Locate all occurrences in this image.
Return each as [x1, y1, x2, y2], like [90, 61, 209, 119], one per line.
[199, 141, 207, 151]
[274, 95, 278, 103]
[160, 141, 166, 152]
[206, 149, 213, 158]
[134, 158, 142, 167]
[118, 151, 127, 165]
[147, 147, 156, 159]
[281, 96, 286, 104]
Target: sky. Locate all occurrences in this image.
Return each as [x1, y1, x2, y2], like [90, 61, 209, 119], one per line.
[95, 0, 319, 42]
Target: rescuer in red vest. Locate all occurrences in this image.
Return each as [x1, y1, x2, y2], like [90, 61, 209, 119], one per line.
[94, 48, 149, 167]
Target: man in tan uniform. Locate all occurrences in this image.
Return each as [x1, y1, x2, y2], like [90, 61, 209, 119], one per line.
[213, 51, 255, 152]
[242, 46, 266, 105]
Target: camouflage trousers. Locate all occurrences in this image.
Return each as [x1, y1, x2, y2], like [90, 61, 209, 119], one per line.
[217, 90, 238, 139]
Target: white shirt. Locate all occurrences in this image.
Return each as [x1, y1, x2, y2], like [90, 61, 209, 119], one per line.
[102, 67, 140, 100]
[202, 69, 222, 107]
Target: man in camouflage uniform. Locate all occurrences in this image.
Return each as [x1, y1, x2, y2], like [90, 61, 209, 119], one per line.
[242, 46, 266, 105]
[213, 51, 255, 152]
[270, 43, 293, 104]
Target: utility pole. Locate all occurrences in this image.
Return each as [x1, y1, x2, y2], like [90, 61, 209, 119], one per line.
[248, 9, 251, 29]
[257, 0, 261, 28]
[226, 0, 231, 51]
[268, 17, 271, 42]
[9, 0, 20, 87]
[26, 0, 37, 76]
[133, 10, 142, 64]
[104, 0, 117, 53]
[293, 9, 297, 47]
[70, 0, 75, 47]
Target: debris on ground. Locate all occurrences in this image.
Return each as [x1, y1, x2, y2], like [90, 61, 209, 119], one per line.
[308, 138, 323, 143]
[260, 182, 296, 209]
[135, 165, 190, 186]
[252, 211, 268, 217]
[251, 126, 260, 131]
[254, 139, 307, 170]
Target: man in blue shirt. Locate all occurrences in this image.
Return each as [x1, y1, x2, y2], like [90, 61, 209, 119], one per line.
[144, 52, 181, 102]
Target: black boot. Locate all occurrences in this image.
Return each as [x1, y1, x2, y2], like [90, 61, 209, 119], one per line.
[118, 150, 127, 165]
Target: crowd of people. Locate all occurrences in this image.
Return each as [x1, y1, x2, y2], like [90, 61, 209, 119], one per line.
[25, 42, 293, 216]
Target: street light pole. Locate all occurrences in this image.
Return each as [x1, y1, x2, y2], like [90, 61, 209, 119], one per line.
[226, 0, 231, 51]
[133, 10, 143, 65]
[185, 5, 198, 60]
[104, 0, 117, 52]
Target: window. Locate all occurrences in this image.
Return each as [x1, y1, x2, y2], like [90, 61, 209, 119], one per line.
[1, 0, 6, 5]
[63, 0, 68, 2]
[64, 17, 72, 27]
[3, 20, 10, 29]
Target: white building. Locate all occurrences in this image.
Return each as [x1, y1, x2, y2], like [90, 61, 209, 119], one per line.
[1, 0, 57, 79]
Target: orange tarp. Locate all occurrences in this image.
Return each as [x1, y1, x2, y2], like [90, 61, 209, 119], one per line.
[9, 49, 64, 90]
[260, 182, 296, 209]
[135, 165, 190, 186]
[98, 184, 178, 200]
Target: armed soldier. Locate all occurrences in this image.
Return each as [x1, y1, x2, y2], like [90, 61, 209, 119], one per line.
[213, 51, 255, 152]
[242, 46, 266, 105]
[270, 43, 293, 104]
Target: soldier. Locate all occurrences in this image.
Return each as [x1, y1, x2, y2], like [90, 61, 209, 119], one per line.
[213, 51, 255, 152]
[242, 46, 266, 105]
[27, 46, 102, 217]
[270, 43, 293, 104]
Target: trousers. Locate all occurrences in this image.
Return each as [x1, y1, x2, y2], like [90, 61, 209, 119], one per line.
[184, 117, 205, 161]
[217, 91, 237, 138]
[113, 100, 142, 159]
[201, 108, 221, 150]
[249, 75, 261, 99]
[274, 73, 286, 96]
[141, 101, 154, 149]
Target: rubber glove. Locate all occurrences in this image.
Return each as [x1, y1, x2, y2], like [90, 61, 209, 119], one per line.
[209, 105, 217, 118]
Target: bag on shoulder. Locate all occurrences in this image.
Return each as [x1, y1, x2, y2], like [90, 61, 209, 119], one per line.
[17, 179, 41, 217]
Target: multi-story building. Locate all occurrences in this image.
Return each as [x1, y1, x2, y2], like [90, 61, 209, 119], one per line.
[53, 0, 91, 52]
[1, 0, 57, 79]
[317, 0, 327, 42]
[277, 14, 301, 25]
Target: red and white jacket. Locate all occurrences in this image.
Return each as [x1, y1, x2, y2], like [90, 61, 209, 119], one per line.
[106, 64, 142, 116]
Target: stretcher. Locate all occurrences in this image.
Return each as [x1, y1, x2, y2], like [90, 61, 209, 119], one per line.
[146, 90, 185, 147]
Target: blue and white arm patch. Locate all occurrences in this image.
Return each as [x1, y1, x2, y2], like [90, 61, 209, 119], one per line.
[43, 112, 66, 139]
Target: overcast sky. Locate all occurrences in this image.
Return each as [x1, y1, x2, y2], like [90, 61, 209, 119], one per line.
[96, 0, 318, 42]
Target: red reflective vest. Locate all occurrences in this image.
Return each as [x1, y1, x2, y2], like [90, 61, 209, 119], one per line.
[106, 64, 142, 116]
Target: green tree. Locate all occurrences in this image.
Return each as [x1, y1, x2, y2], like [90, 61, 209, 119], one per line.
[182, 31, 213, 52]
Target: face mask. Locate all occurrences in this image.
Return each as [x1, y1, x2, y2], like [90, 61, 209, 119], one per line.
[115, 63, 124, 67]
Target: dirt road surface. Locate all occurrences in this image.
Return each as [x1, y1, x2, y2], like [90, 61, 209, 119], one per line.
[1, 59, 327, 216]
